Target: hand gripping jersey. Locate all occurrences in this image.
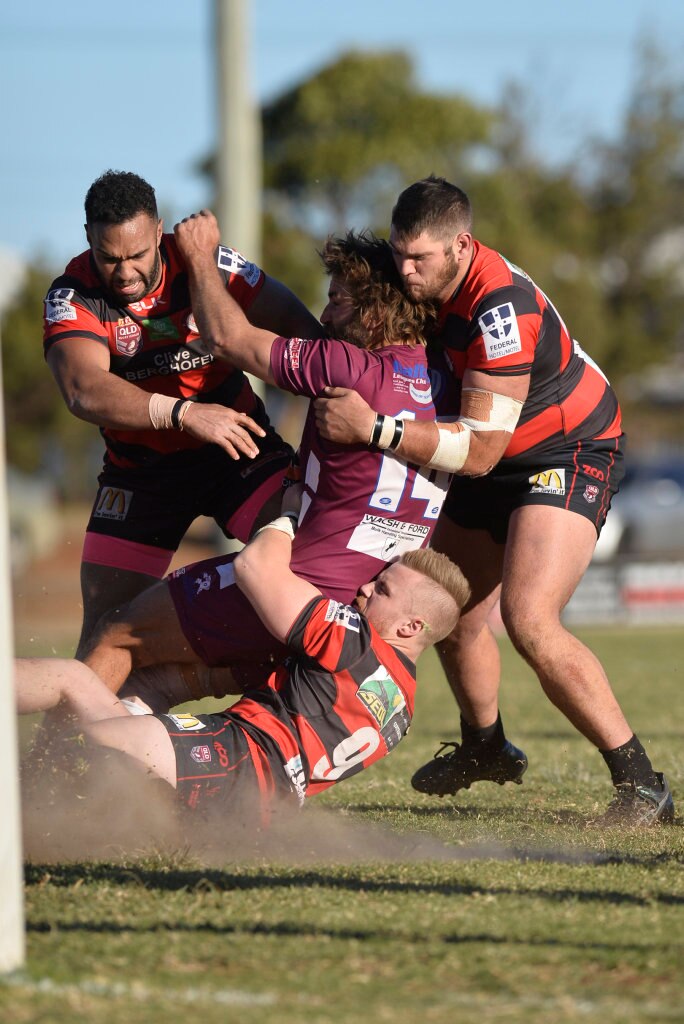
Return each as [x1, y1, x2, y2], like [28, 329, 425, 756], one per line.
[437, 240, 622, 466]
[43, 236, 266, 467]
[272, 335, 459, 600]
[223, 595, 417, 804]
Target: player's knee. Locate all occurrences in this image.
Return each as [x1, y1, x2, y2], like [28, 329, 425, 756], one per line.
[501, 598, 559, 659]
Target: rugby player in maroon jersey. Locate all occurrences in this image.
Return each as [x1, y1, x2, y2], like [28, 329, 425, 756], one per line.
[70, 214, 458, 712]
[313, 177, 674, 827]
[15, 513, 470, 823]
[43, 171, 320, 651]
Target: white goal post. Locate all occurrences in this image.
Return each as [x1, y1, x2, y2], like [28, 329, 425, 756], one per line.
[0, 349, 25, 972]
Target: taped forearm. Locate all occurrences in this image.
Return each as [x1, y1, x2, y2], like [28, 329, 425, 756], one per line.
[368, 388, 523, 475]
[426, 389, 523, 473]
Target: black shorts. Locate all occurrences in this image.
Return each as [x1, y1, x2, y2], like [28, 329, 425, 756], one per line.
[84, 428, 294, 572]
[443, 436, 626, 545]
[160, 711, 288, 821]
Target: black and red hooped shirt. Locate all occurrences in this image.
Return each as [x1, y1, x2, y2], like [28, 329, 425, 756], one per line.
[229, 596, 417, 802]
[437, 240, 622, 465]
[43, 236, 265, 466]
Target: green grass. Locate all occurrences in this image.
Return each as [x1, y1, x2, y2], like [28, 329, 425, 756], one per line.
[5, 628, 684, 1024]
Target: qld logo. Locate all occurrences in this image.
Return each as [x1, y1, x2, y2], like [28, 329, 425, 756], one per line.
[115, 317, 142, 355]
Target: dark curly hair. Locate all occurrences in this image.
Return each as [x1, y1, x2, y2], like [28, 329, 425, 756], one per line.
[318, 230, 439, 349]
[84, 170, 158, 226]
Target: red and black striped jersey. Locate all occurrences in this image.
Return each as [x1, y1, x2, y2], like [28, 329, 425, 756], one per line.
[437, 240, 622, 465]
[43, 236, 265, 467]
[227, 596, 416, 803]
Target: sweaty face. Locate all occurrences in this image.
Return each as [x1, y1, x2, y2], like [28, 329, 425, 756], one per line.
[87, 213, 163, 306]
[389, 227, 459, 303]
[320, 276, 372, 348]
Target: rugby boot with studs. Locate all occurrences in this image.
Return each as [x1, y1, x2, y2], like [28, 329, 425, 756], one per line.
[593, 772, 675, 828]
[411, 739, 528, 797]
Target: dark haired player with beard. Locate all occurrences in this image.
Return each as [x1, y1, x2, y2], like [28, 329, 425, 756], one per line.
[73, 214, 459, 712]
[43, 170, 320, 653]
[313, 177, 674, 827]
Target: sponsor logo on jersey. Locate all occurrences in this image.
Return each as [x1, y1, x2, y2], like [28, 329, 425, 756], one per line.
[217, 246, 261, 287]
[129, 296, 163, 313]
[93, 486, 133, 521]
[529, 468, 566, 495]
[324, 600, 361, 632]
[142, 316, 179, 340]
[392, 358, 433, 405]
[186, 313, 198, 333]
[115, 317, 142, 355]
[479, 303, 522, 361]
[284, 754, 307, 805]
[356, 667, 406, 730]
[45, 287, 76, 323]
[286, 337, 304, 369]
[166, 714, 207, 732]
[190, 744, 212, 763]
[348, 514, 433, 562]
[583, 483, 599, 503]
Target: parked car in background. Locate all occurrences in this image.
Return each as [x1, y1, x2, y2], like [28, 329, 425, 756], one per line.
[593, 456, 684, 561]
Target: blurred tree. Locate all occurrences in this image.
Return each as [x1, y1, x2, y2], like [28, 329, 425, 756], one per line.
[1, 264, 95, 493]
[262, 49, 495, 233]
[589, 41, 684, 380]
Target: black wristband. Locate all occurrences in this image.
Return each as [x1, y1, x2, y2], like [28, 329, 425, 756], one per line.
[386, 419, 405, 451]
[171, 399, 186, 429]
[370, 414, 385, 447]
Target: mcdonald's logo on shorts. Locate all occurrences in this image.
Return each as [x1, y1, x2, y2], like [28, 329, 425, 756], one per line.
[93, 486, 133, 521]
[528, 468, 566, 495]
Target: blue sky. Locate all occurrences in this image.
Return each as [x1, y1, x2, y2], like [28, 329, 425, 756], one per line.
[1, 0, 682, 274]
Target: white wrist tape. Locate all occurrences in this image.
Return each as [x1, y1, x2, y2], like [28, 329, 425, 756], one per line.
[459, 389, 523, 433]
[426, 424, 471, 472]
[149, 394, 193, 430]
[148, 393, 177, 429]
[254, 514, 297, 541]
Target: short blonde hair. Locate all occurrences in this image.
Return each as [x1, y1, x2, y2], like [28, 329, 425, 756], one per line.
[399, 549, 471, 646]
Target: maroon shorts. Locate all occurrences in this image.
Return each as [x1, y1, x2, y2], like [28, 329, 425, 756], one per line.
[168, 553, 288, 674]
[443, 436, 626, 544]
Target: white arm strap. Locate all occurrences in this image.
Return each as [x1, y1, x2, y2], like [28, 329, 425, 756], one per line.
[425, 390, 524, 473]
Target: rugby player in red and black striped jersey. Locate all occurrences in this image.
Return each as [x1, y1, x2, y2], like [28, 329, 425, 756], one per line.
[43, 171, 320, 652]
[76, 218, 458, 707]
[15, 513, 469, 823]
[313, 177, 673, 827]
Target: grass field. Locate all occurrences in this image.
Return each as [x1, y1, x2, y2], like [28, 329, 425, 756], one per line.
[4, 626, 684, 1024]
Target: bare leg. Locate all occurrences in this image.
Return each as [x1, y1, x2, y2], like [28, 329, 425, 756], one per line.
[500, 506, 632, 749]
[15, 658, 127, 723]
[432, 515, 505, 728]
[86, 716, 178, 787]
[77, 562, 160, 655]
[79, 579, 204, 692]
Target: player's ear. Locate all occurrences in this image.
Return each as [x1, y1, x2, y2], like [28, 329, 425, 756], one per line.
[397, 617, 425, 639]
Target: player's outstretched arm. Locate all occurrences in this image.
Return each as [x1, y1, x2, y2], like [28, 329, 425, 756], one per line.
[314, 369, 529, 477]
[233, 518, 320, 644]
[175, 210, 277, 384]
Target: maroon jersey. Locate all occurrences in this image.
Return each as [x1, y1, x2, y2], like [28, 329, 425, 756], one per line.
[437, 240, 622, 466]
[228, 595, 417, 801]
[43, 236, 266, 467]
[272, 336, 458, 600]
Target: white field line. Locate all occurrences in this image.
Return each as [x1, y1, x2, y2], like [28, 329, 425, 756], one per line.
[1, 971, 275, 1007]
